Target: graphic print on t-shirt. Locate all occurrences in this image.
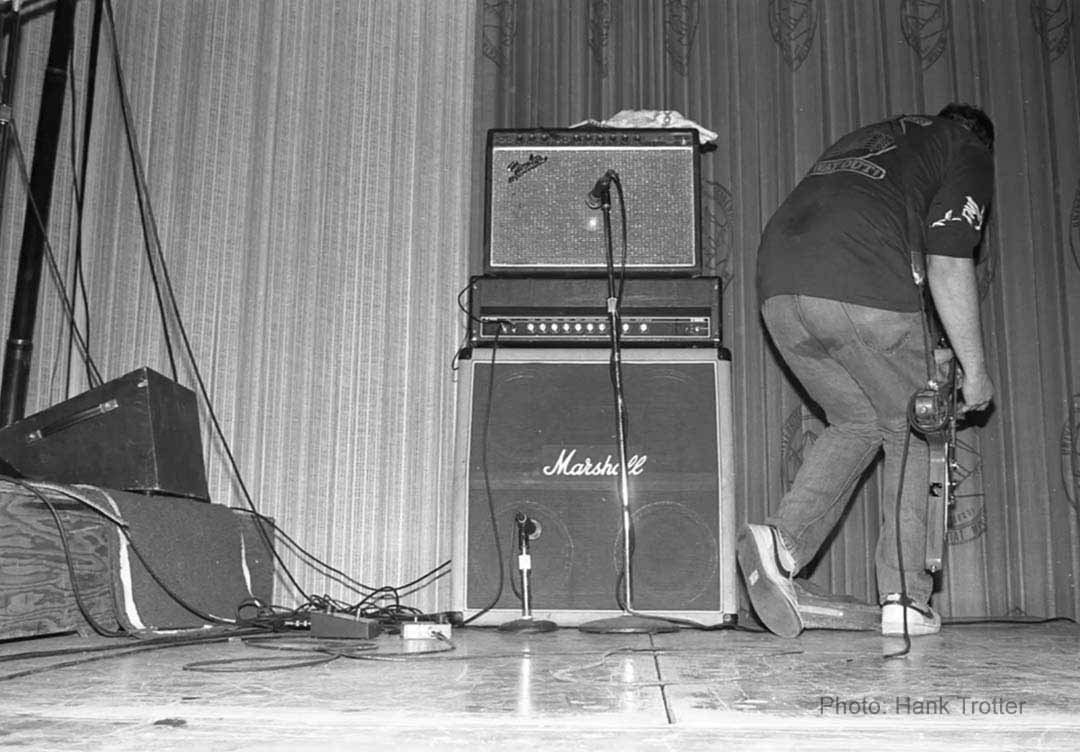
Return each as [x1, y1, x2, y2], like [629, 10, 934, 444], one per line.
[930, 195, 985, 231]
[806, 116, 932, 181]
[806, 124, 896, 180]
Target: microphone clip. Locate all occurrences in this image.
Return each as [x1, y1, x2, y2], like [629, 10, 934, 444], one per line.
[586, 169, 617, 210]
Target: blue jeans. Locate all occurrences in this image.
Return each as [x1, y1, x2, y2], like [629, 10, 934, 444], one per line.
[761, 294, 933, 606]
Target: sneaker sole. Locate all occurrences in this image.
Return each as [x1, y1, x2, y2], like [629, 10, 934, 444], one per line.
[737, 525, 803, 638]
[881, 605, 941, 636]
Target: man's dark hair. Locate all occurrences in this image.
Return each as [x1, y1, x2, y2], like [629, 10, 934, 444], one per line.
[938, 103, 994, 152]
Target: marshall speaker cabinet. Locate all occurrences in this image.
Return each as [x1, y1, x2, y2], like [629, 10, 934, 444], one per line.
[484, 128, 701, 276]
[452, 347, 736, 626]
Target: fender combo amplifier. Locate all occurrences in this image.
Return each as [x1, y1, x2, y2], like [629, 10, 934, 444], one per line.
[484, 128, 701, 276]
[0, 367, 209, 501]
[452, 347, 737, 626]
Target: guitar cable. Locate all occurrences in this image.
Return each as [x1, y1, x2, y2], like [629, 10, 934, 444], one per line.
[885, 281, 956, 660]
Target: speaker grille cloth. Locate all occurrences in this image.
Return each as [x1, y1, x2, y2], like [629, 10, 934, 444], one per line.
[488, 145, 697, 269]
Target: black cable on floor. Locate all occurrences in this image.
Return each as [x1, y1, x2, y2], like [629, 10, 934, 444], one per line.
[0, 628, 267, 682]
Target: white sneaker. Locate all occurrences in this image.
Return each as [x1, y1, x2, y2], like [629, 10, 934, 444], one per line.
[881, 594, 941, 636]
[738, 524, 802, 638]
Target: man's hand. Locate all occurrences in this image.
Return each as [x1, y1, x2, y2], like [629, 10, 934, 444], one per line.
[958, 367, 994, 414]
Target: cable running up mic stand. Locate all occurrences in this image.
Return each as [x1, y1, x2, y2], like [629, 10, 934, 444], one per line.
[578, 171, 676, 635]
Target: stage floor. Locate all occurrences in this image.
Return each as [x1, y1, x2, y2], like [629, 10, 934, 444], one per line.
[2, 619, 1078, 751]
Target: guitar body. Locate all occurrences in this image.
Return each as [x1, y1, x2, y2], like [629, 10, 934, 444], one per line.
[924, 432, 951, 572]
[911, 352, 958, 573]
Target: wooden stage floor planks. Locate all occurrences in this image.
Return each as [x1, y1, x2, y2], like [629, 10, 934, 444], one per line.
[2, 620, 1078, 751]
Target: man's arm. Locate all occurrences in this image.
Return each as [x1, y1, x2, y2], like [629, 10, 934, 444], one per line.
[925, 254, 993, 413]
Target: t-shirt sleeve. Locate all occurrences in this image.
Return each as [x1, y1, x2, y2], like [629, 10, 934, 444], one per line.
[924, 135, 994, 258]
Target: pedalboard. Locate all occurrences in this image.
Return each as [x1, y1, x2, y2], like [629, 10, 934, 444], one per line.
[467, 275, 722, 347]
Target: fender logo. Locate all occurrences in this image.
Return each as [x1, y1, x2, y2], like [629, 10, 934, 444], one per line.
[506, 153, 547, 183]
[541, 448, 647, 477]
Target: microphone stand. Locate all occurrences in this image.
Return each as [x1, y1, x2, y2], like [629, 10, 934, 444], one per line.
[499, 512, 557, 633]
[0, 0, 77, 426]
[578, 174, 676, 635]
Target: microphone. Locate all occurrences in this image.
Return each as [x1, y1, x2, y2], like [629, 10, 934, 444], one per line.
[586, 169, 617, 209]
[515, 511, 542, 540]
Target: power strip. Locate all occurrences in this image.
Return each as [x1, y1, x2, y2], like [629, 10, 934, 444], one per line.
[402, 622, 452, 640]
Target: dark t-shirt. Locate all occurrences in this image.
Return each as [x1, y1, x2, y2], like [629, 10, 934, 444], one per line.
[756, 115, 994, 312]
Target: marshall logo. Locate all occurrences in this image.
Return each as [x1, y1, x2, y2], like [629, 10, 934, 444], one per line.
[541, 448, 647, 477]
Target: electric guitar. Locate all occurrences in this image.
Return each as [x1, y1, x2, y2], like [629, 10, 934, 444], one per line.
[910, 350, 959, 573]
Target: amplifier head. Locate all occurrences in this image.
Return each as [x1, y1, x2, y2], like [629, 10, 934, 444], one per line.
[466, 276, 722, 347]
[484, 128, 702, 276]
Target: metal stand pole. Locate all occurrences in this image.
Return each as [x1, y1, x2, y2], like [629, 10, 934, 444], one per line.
[579, 175, 676, 635]
[0, 0, 77, 426]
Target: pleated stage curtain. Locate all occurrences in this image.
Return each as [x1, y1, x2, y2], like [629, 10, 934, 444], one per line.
[1, 1, 475, 612]
[471, 0, 1080, 619]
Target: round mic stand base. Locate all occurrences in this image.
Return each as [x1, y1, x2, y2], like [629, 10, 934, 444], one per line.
[499, 616, 558, 633]
[578, 613, 679, 634]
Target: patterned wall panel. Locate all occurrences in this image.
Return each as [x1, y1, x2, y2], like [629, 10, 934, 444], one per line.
[900, 0, 951, 70]
[768, 0, 818, 71]
[1031, 0, 1073, 60]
